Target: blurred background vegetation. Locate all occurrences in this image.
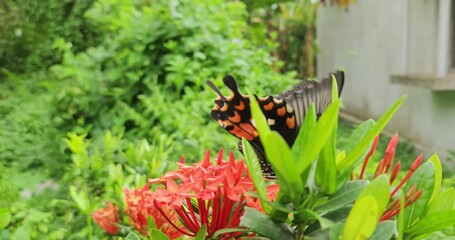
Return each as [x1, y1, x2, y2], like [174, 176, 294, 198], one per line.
[1, 0, 452, 239]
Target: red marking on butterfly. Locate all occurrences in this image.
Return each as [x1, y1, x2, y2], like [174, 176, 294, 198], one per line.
[207, 70, 345, 178]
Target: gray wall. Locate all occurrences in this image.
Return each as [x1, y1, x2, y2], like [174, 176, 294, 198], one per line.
[317, 0, 455, 157]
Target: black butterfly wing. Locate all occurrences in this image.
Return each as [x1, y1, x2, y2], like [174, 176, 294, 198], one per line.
[207, 76, 282, 177]
[207, 70, 345, 178]
[278, 70, 345, 128]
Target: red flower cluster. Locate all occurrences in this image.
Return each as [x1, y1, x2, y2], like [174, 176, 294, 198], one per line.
[359, 134, 423, 221]
[92, 149, 278, 238]
[124, 185, 183, 238]
[148, 149, 278, 238]
[92, 203, 120, 235]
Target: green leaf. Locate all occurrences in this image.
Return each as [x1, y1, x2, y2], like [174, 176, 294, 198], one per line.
[341, 119, 375, 159]
[426, 188, 455, 216]
[315, 124, 337, 194]
[0, 208, 11, 229]
[264, 132, 302, 197]
[339, 96, 406, 177]
[404, 209, 455, 238]
[428, 154, 442, 203]
[291, 104, 316, 160]
[315, 180, 367, 213]
[194, 224, 207, 240]
[149, 228, 170, 240]
[403, 161, 435, 228]
[342, 195, 379, 240]
[369, 220, 395, 240]
[329, 222, 344, 240]
[125, 232, 141, 240]
[242, 139, 271, 213]
[342, 175, 390, 240]
[213, 228, 251, 239]
[240, 207, 294, 240]
[249, 93, 303, 196]
[316, 79, 340, 193]
[296, 99, 341, 177]
[249, 92, 271, 137]
[69, 185, 89, 213]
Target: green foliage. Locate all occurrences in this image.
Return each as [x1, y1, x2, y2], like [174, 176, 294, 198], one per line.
[0, 167, 20, 209]
[51, 0, 296, 162]
[240, 95, 453, 239]
[63, 131, 172, 238]
[0, 72, 65, 175]
[342, 175, 390, 240]
[245, 0, 319, 77]
[0, 0, 98, 73]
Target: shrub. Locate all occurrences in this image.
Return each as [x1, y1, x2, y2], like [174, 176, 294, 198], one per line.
[51, 0, 297, 162]
[0, 0, 98, 73]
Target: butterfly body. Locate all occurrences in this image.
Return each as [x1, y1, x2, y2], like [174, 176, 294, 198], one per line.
[208, 71, 344, 178]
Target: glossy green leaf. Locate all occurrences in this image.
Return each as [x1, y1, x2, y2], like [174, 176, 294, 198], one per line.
[242, 138, 271, 213]
[194, 224, 207, 240]
[342, 195, 378, 240]
[369, 220, 395, 240]
[0, 208, 11, 229]
[315, 107, 338, 194]
[240, 207, 294, 240]
[291, 104, 316, 160]
[428, 154, 442, 203]
[426, 188, 455, 216]
[148, 228, 170, 240]
[315, 180, 367, 213]
[340, 119, 375, 161]
[340, 96, 406, 177]
[342, 175, 390, 240]
[296, 99, 341, 176]
[248, 92, 271, 137]
[268, 132, 303, 195]
[404, 209, 455, 238]
[403, 161, 435, 228]
[311, 75, 340, 194]
[357, 175, 390, 209]
[249, 93, 302, 195]
[125, 232, 141, 240]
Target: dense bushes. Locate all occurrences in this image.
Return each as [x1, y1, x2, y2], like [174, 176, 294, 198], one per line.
[51, 0, 297, 162]
[1, 0, 299, 238]
[0, 0, 98, 73]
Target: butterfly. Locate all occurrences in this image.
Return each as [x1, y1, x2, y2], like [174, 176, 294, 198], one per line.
[207, 70, 344, 178]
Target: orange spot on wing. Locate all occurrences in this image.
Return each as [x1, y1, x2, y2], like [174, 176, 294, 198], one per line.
[221, 103, 229, 112]
[228, 111, 241, 123]
[277, 107, 286, 116]
[229, 126, 254, 140]
[263, 101, 274, 111]
[286, 116, 296, 129]
[235, 101, 245, 110]
[240, 123, 258, 138]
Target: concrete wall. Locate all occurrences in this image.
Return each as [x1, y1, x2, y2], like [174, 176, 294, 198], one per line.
[317, 0, 455, 157]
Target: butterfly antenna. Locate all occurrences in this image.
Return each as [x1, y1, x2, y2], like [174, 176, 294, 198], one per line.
[206, 80, 226, 99]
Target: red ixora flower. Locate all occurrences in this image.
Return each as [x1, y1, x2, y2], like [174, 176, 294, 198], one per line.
[92, 203, 120, 235]
[359, 134, 424, 221]
[93, 149, 278, 238]
[124, 185, 183, 239]
[148, 149, 278, 239]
